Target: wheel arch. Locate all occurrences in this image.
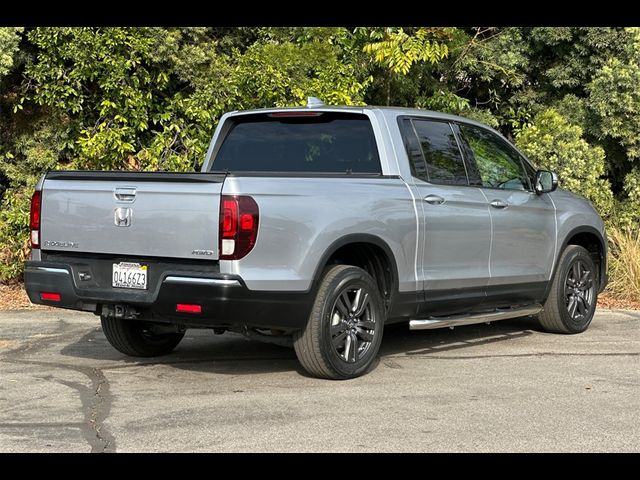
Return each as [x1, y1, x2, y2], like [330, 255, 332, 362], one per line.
[309, 234, 400, 312]
[548, 226, 607, 299]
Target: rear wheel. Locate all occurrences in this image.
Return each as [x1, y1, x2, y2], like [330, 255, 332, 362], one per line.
[537, 245, 598, 334]
[293, 265, 385, 380]
[101, 316, 185, 357]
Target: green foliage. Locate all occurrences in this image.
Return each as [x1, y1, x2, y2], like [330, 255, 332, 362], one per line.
[453, 27, 529, 89]
[528, 27, 630, 91]
[363, 28, 450, 75]
[0, 27, 368, 281]
[0, 189, 30, 281]
[235, 40, 368, 108]
[0, 120, 69, 281]
[588, 58, 640, 160]
[0, 28, 22, 79]
[458, 108, 500, 129]
[25, 28, 168, 170]
[516, 109, 614, 217]
[616, 168, 640, 228]
[417, 89, 469, 113]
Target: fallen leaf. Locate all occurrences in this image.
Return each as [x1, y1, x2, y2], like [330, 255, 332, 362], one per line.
[0, 339, 18, 348]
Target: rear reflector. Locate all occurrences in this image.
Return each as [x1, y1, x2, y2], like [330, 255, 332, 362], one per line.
[40, 292, 61, 302]
[176, 304, 202, 313]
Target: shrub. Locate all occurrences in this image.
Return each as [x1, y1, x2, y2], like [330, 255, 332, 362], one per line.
[0, 186, 31, 283]
[516, 108, 614, 218]
[606, 226, 640, 302]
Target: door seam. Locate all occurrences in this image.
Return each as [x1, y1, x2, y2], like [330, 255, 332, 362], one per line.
[547, 194, 558, 281]
[478, 188, 493, 281]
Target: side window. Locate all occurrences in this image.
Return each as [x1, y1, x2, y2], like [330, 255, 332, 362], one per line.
[458, 124, 531, 191]
[450, 123, 482, 186]
[399, 118, 429, 181]
[412, 120, 468, 185]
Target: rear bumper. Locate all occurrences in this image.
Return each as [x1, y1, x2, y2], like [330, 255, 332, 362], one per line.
[24, 260, 311, 330]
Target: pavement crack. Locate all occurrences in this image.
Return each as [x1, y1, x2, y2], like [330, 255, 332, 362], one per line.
[23, 362, 116, 453]
[88, 367, 114, 453]
[1, 319, 117, 453]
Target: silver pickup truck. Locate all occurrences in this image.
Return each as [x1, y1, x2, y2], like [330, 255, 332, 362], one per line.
[24, 100, 607, 379]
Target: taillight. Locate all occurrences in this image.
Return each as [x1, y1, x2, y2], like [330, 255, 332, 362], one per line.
[30, 190, 42, 249]
[219, 195, 259, 260]
[222, 199, 238, 239]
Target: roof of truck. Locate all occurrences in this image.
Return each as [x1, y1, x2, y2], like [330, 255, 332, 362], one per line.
[225, 104, 491, 129]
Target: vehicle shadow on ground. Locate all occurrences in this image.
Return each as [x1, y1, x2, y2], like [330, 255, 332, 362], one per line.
[379, 316, 539, 358]
[60, 316, 541, 376]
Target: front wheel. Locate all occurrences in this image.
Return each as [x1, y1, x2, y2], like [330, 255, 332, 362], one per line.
[536, 245, 598, 334]
[293, 265, 385, 380]
[101, 316, 185, 357]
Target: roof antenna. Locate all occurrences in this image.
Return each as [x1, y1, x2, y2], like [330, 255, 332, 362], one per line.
[307, 96, 325, 108]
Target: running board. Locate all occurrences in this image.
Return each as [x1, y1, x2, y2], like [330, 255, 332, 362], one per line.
[409, 304, 543, 331]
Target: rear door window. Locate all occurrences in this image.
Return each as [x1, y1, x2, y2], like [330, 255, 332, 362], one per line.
[212, 112, 381, 174]
[399, 118, 468, 185]
[398, 118, 429, 181]
[412, 120, 468, 185]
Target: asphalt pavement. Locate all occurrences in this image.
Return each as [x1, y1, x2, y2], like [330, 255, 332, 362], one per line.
[0, 308, 638, 452]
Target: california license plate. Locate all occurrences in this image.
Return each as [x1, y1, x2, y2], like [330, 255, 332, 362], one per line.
[112, 262, 148, 290]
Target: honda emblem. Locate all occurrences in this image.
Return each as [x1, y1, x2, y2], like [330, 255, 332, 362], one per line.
[114, 207, 132, 227]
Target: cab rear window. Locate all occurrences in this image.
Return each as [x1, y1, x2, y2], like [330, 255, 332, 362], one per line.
[212, 112, 381, 174]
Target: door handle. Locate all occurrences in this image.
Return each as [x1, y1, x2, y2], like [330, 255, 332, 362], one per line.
[114, 187, 137, 203]
[490, 199, 508, 209]
[423, 194, 445, 205]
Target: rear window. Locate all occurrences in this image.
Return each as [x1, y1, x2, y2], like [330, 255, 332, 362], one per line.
[212, 112, 381, 174]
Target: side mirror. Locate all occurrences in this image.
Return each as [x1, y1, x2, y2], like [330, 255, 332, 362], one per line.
[535, 170, 558, 194]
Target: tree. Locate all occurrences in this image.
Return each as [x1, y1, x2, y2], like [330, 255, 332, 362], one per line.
[0, 27, 369, 281]
[2, 26, 640, 282]
[588, 58, 640, 161]
[362, 27, 450, 75]
[0, 27, 22, 79]
[516, 109, 614, 218]
[356, 27, 454, 107]
[0, 27, 25, 198]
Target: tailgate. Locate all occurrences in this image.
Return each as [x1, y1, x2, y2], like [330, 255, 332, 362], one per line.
[40, 171, 225, 260]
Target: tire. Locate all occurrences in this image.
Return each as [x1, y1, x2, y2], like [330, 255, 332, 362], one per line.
[101, 316, 185, 357]
[537, 245, 598, 334]
[293, 265, 385, 380]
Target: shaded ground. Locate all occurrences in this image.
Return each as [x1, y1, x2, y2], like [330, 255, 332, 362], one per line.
[0, 309, 638, 452]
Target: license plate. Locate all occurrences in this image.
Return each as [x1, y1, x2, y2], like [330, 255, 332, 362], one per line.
[112, 262, 148, 290]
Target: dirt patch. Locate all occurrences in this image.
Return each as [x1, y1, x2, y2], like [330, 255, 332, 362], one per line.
[0, 284, 50, 311]
[597, 292, 640, 311]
